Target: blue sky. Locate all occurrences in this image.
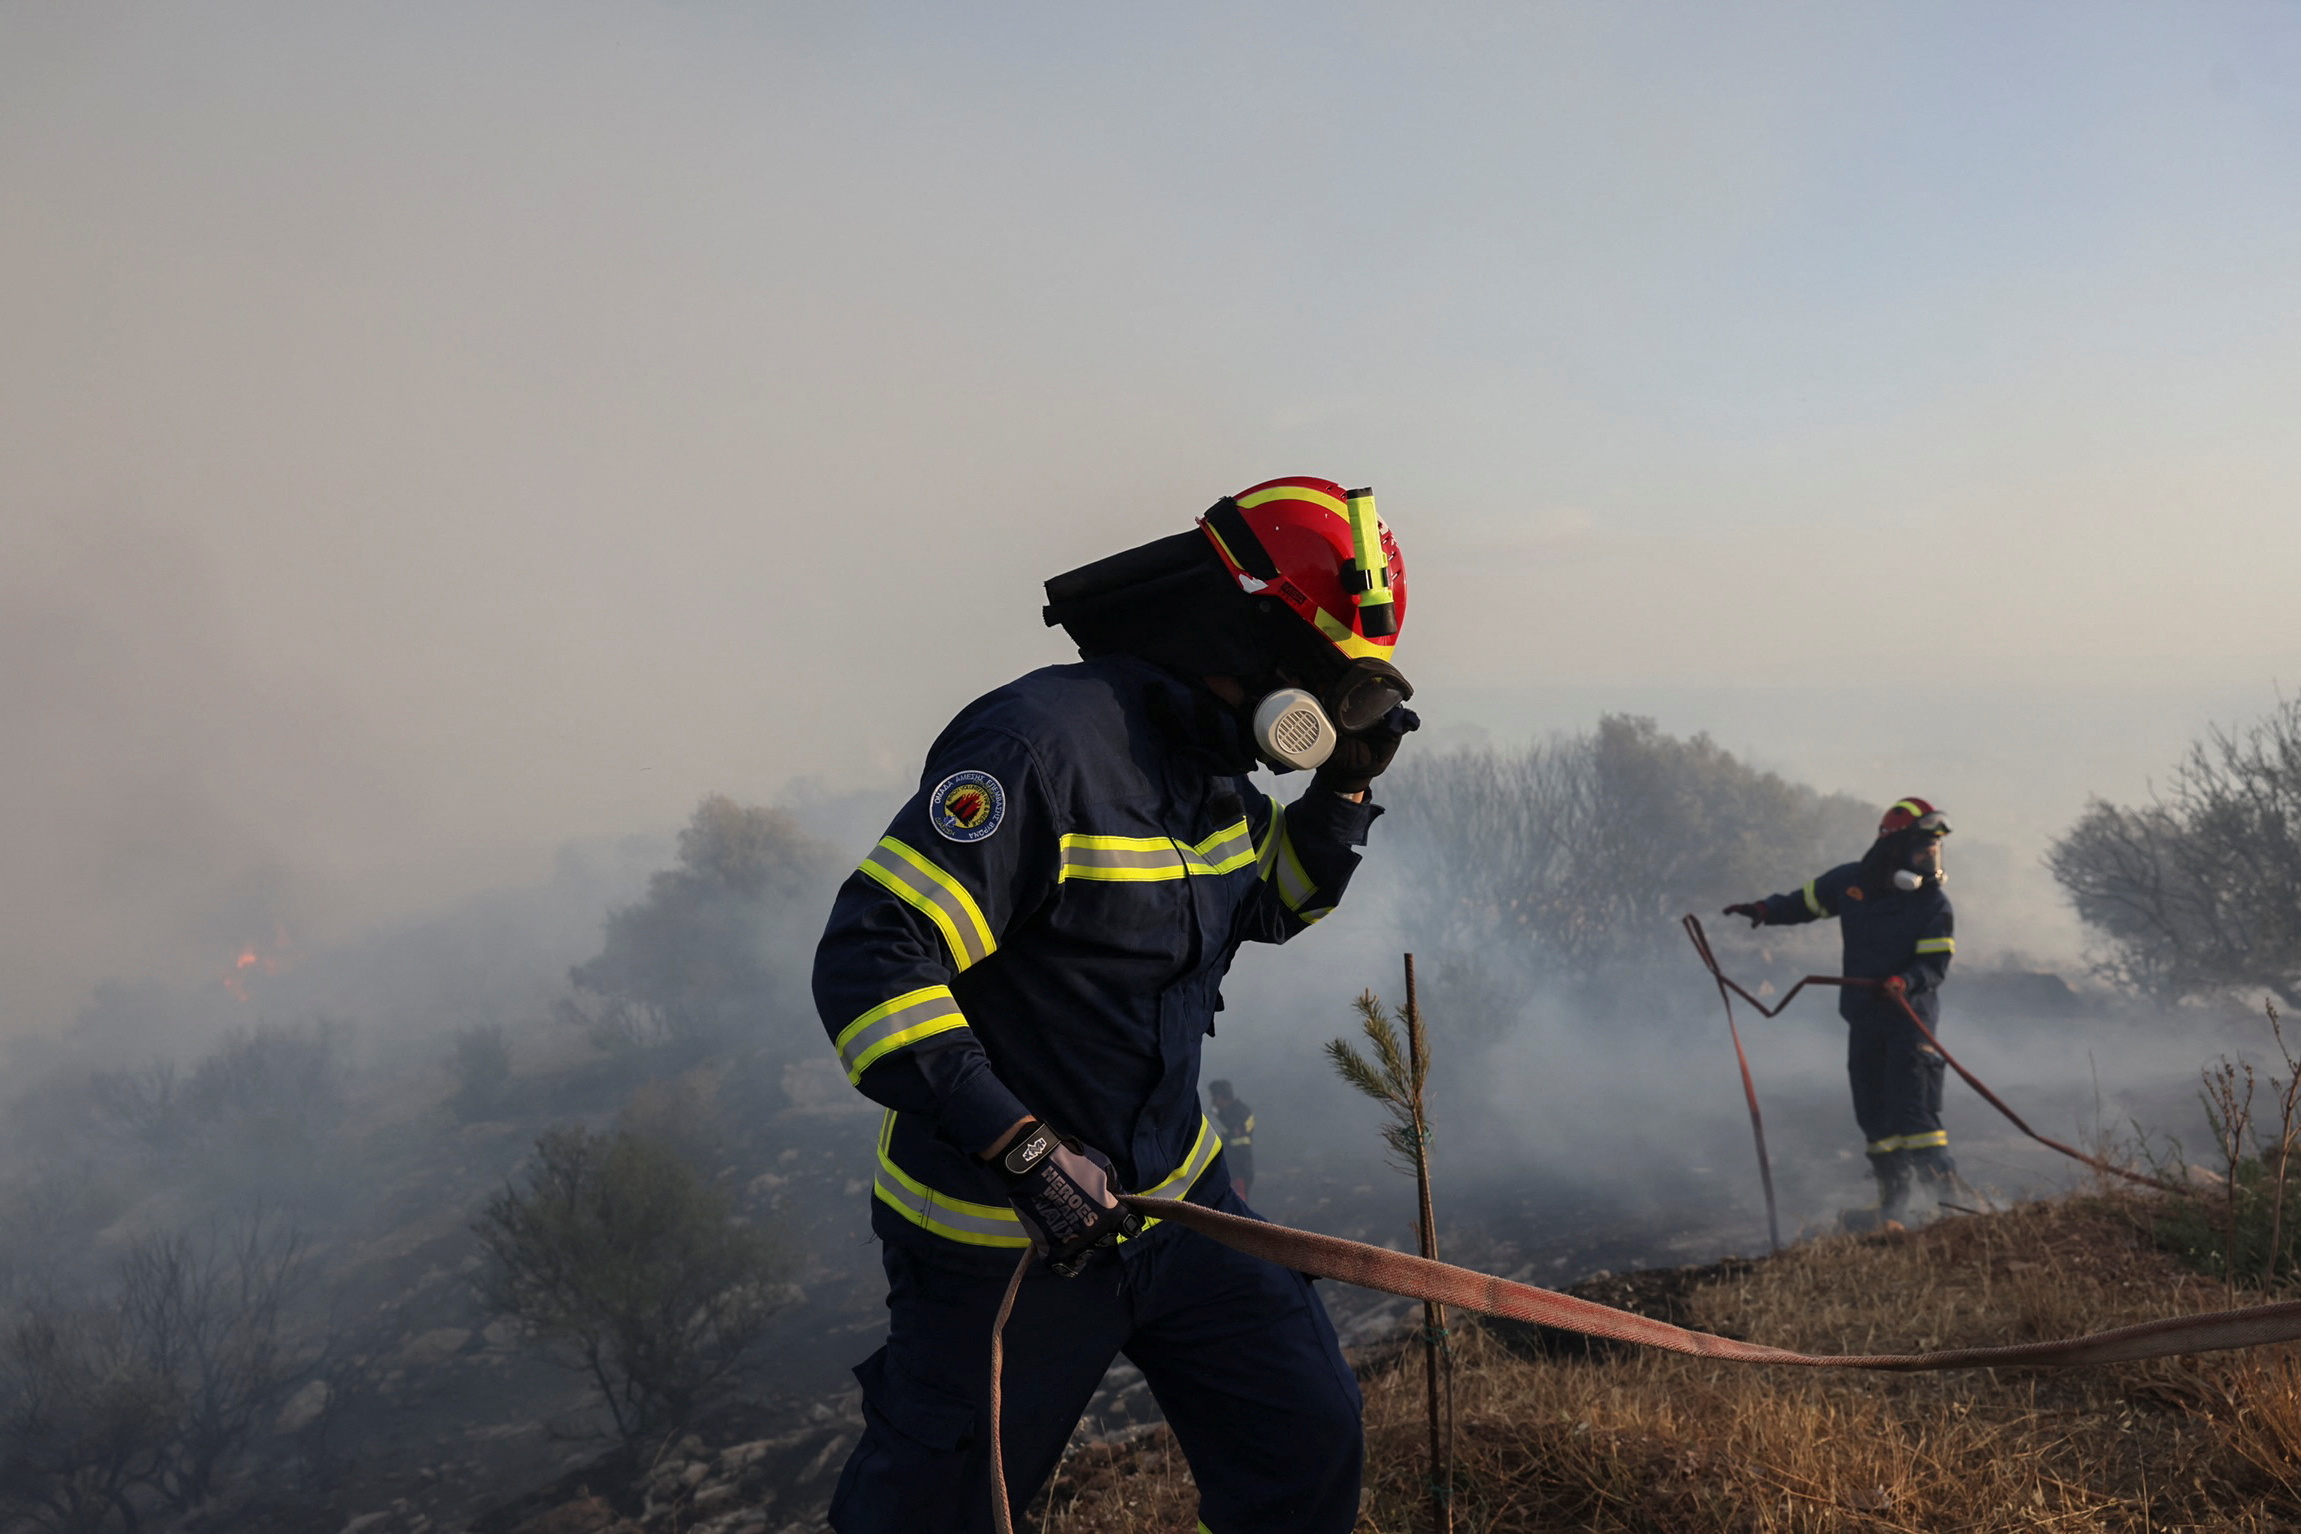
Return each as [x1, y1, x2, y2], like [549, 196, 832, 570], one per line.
[4, 3, 2299, 1019]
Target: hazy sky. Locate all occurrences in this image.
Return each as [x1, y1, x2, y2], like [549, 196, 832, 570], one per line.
[6, 3, 2300, 1030]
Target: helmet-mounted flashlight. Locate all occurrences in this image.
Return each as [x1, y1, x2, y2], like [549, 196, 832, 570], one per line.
[1341, 487, 1398, 639]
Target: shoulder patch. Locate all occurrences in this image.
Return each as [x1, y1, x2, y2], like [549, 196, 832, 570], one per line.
[1846, 885, 1865, 901]
[929, 770, 1006, 843]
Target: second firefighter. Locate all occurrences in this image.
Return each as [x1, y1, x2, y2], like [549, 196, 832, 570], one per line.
[1725, 797, 1957, 1230]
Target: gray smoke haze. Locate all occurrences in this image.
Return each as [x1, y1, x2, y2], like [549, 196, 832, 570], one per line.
[6, 2, 2301, 1050]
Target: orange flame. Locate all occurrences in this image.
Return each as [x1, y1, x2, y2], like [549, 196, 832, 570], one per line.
[221, 923, 292, 1001]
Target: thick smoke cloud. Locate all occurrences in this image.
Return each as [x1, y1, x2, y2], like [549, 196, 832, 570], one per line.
[4, 3, 2300, 1054]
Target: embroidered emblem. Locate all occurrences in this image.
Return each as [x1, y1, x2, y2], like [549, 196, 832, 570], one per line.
[930, 770, 1005, 843]
[1846, 886, 1866, 901]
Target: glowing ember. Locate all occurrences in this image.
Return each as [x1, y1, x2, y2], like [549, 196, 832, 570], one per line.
[221, 924, 292, 1001]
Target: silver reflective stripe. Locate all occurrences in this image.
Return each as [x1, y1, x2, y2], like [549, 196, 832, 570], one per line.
[873, 1112, 1225, 1248]
[872, 1167, 1031, 1247]
[860, 838, 994, 969]
[1140, 1115, 1222, 1199]
[1193, 819, 1256, 875]
[1060, 836, 1189, 881]
[1271, 825, 1318, 913]
[1255, 806, 1285, 878]
[1060, 819, 1259, 882]
[873, 1111, 1028, 1248]
[835, 987, 968, 1082]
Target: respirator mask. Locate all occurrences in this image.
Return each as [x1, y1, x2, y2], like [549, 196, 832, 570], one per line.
[1249, 657, 1414, 772]
[1891, 823, 1951, 891]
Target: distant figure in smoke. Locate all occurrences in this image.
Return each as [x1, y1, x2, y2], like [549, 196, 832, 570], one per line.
[1206, 1080, 1256, 1198]
[1723, 798, 1957, 1231]
[813, 478, 1418, 1533]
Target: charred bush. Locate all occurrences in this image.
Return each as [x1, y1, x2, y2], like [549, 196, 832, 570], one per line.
[88, 1024, 349, 1175]
[471, 1125, 787, 1444]
[0, 1304, 170, 1534]
[116, 1216, 309, 1512]
[0, 1214, 312, 1532]
[84, 1061, 186, 1156]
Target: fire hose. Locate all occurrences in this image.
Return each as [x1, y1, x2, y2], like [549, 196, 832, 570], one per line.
[1680, 913, 2185, 1199]
[988, 1196, 2301, 1532]
[980, 930, 2210, 1529]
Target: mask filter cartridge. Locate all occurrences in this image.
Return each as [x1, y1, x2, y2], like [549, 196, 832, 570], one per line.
[1893, 869, 1923, 892]
[1252, 688, 1338, 771]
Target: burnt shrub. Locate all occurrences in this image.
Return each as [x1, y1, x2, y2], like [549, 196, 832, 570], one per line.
[471, 1125, 787, 1444]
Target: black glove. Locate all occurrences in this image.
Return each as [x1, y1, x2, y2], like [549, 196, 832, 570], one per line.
[992, 1120, 1143, 1277]
[1314, 705, 1420, 797]
[1722, 902, 1767, 928]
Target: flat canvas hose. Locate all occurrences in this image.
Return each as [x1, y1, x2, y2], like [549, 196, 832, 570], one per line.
[1683, 915, 1784, 1252]
[985, 1198, 2301, 1531]
[987, 1189, 2264, 1528]
[1680, 914, 2183, 1197]
[982, 924, 2200, 1529]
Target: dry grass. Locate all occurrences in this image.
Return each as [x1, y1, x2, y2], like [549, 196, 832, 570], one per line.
[1036, 1197, 2301, 1532]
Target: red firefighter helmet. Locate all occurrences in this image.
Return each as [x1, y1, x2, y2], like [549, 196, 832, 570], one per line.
[1198, 476, 1407, 662]
[1879, 797, 1951, 837]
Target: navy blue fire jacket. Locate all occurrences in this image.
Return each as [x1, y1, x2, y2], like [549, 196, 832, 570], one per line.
[1759, 865, 1955, 1028]
[812, 655, 1377, 1264]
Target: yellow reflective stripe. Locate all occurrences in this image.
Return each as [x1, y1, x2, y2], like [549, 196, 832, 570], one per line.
[1141, 1115, 1221, 1199]
[871, 1113, 1223, 1248]
[1802, 880, 1827, 918]
[1122, 1115, 1224, 1236]
[835, 986, 968, 1082]
[1868, 1131, 1951, 1153]
[859, 837, 996, 970]
[1256, 805, 1326, 920]
[1273, 825, 1318, 913]
[1193, 819, 1257, 875]
[1309, 603, 1390, 659]
[873, 1112, 1030, 1248]
[1915, 937, 1955, 955]
[1891, 798, 1925, 822]
[1237, 483, 1349, 518]
[1200, 520, 1252, 578]
[1058, 820, 1257, 882]
[1060, 832, 1188, 882]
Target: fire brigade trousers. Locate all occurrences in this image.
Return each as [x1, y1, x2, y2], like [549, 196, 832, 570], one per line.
[829, 1181, 1364, 1534]
[1846, 1012, 1947, 1152]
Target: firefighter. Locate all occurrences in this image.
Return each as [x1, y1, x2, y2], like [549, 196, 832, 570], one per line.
[1724, 798, 1957, 1231]
[1207, 1080, 1256, 1199]
[816, 478, 1416, 1533]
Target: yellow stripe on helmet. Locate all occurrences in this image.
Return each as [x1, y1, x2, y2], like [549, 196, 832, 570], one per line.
[1236, 483, 1349, 518]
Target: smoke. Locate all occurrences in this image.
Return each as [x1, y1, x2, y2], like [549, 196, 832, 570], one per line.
[7, 2, 2301, 1048]
[0, 510, 373, 1034]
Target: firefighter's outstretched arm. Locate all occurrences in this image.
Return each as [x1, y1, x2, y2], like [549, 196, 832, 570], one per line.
[1746, 872, 1841, 929]
[812, 729, 1053, 1157]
